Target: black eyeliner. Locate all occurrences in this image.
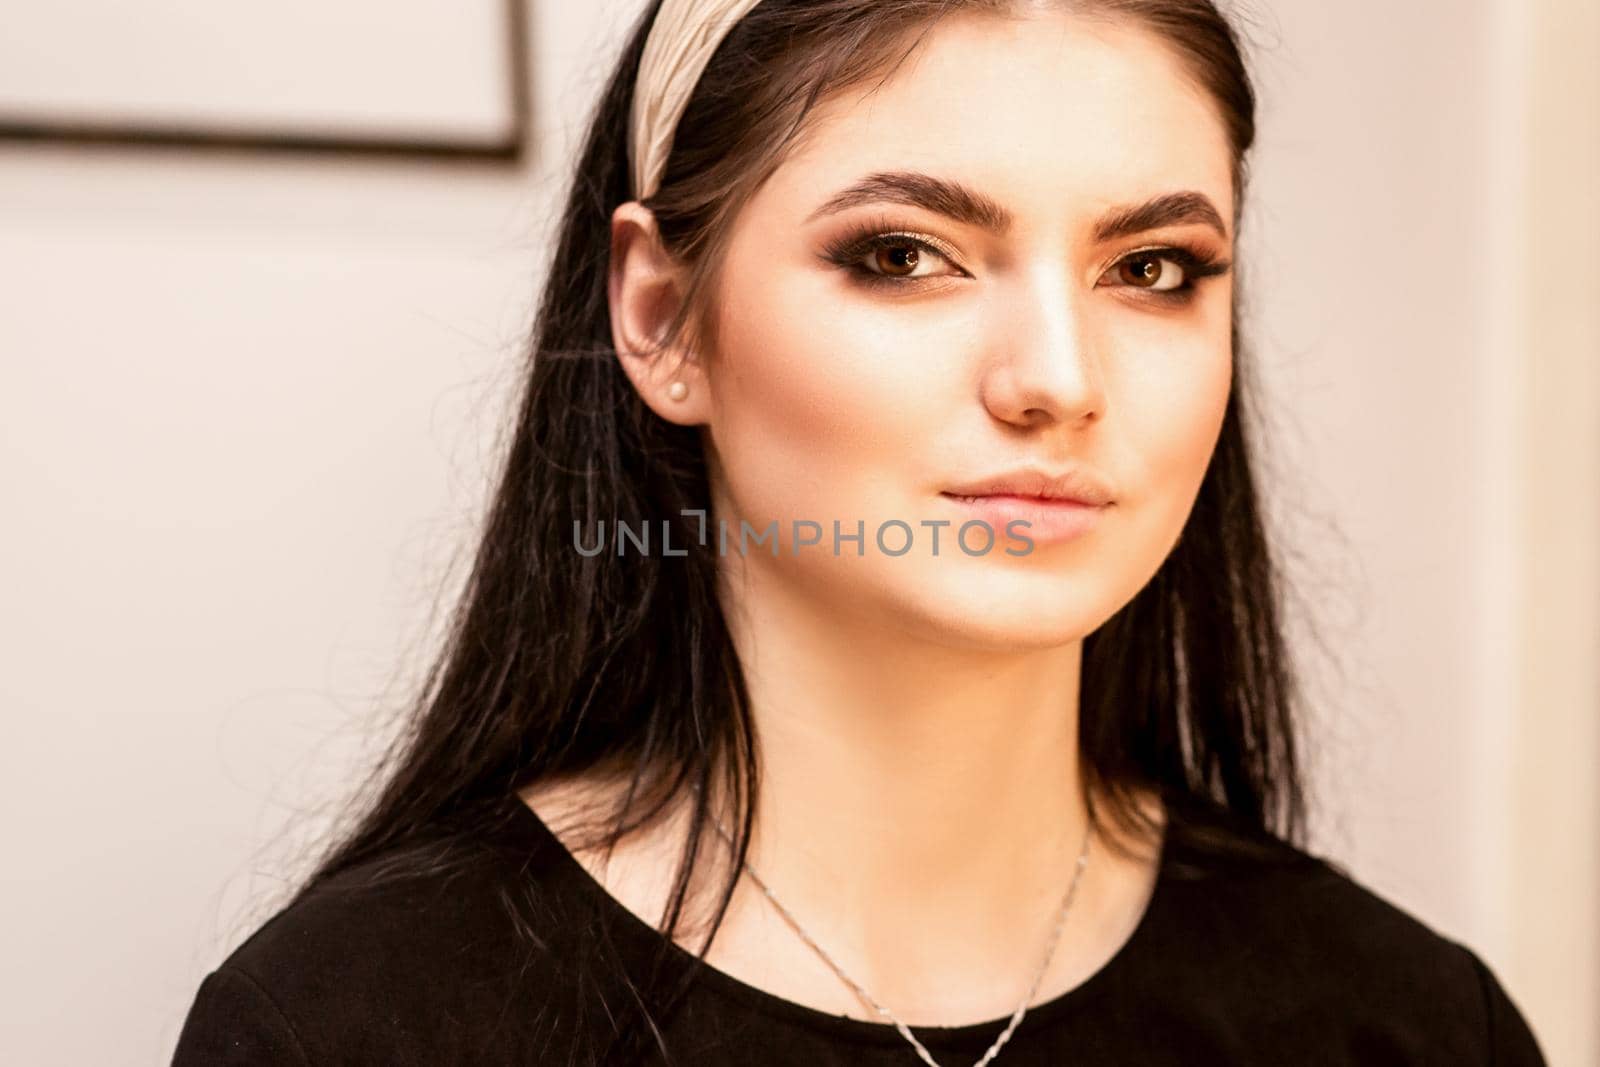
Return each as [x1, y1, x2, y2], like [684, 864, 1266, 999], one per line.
[820, 217, 1231, 302]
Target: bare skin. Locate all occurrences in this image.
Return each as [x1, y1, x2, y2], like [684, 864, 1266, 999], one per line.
[535, 7, 1236, 1029]
[520, 774, 1165, 1026]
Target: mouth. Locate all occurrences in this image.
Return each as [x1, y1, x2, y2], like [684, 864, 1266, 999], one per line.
[939, 492, 1108, 545]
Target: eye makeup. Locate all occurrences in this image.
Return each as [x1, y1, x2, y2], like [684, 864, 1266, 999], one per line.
[818, 213, 1232, 305]
[819, 214, 968, 291]
[1101, 242, 1232, 306]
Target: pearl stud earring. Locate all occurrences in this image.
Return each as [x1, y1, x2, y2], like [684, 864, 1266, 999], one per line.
[667, 381, 688, 401]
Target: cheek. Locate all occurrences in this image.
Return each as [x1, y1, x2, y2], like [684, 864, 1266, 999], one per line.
[706, 273, 956, 522]
[1115, 325, 1232, 521]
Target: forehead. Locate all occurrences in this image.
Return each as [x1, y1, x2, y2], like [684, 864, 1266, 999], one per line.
[764, 12, 1236, 232]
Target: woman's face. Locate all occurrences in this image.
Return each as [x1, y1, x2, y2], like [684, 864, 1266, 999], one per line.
[669, 12, 1234, 648]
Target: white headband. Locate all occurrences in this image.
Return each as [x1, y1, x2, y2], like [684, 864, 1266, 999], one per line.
[629, 0, 767, 201]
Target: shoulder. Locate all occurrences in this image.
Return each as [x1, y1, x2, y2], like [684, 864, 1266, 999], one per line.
[1154, 801, 1546, 1064]
[1253, 859, 1544, 1063]
[172, 804, 592, 1064]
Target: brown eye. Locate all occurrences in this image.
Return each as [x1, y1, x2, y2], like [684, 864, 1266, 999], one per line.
[870, 241, 922, 277]
[825, 228, 965, 288]
[1115, 253, 1186, 292]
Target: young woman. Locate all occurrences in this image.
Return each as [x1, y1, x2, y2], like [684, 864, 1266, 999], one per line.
[173, 1, 1548, 1064]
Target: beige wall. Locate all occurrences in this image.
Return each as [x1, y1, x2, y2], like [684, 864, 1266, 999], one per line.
[1246, 2, 1599, 1061]
[1507, 0, 1600, 1059]
[0, 2, 1591, 1063]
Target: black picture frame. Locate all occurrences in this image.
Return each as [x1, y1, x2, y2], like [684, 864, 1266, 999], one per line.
[0, 0, 531, 164]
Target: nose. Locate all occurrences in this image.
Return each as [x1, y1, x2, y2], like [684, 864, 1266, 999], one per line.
[979, 264, 1105, 429]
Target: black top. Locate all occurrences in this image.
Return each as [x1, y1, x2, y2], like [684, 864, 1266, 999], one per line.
[172, 791, 1547, 1065]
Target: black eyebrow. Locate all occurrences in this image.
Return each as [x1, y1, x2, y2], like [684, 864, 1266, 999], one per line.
[806, 170, 1014, 232]
[805, 170, 1229, 243]
[1091, 190, 1229, 243]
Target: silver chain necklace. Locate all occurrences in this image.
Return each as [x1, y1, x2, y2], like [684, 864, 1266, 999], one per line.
[703, 804, 1091, 1067]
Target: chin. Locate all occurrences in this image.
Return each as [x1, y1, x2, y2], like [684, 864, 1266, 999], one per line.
[896, 571, 1121, 651]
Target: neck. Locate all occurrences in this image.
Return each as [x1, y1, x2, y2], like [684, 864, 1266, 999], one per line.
[710, 554, 1098, 1011]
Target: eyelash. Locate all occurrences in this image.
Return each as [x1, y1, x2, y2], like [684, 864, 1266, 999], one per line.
[821, 218, 1231, 304]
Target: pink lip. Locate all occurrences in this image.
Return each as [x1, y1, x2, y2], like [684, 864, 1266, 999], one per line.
[942, 466, 1115, 507]
[940, 492, 1108, 546]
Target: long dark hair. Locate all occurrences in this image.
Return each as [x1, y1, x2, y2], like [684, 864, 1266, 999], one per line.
[297, 0, 1311, 1060]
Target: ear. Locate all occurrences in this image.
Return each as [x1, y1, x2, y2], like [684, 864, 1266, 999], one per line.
[607, 202, 711, 426]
